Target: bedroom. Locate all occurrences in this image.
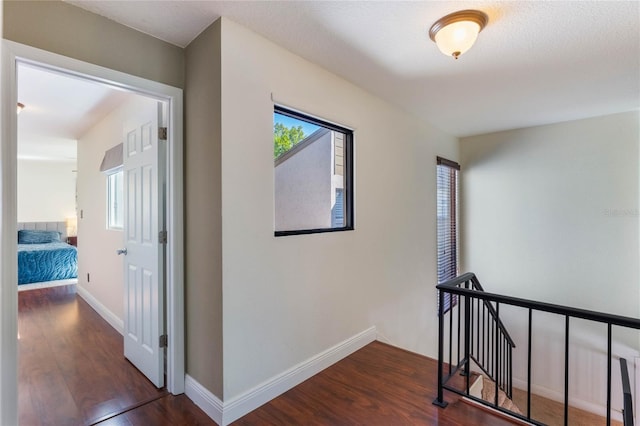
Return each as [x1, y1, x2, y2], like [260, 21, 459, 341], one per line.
[16, 63, 133, 292]
[17, 64, 80, 291]
[16, 61, 171, 422]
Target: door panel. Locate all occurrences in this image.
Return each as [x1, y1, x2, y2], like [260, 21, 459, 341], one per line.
[122, 101, 165, 388]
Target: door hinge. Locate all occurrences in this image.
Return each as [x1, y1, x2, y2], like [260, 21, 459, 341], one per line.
[158, 127, 168, 140]
[159, 334, 168, 348]
[159, 231, 167, 244]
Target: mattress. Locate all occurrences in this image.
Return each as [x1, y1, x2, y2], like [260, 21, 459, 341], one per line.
[18, 242, 78, 285]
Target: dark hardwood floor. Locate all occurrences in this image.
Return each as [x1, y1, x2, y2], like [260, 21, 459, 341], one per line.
[18, 285, 212, 426]
[234, 341, 516, 425]
[19, 285, 528, 425]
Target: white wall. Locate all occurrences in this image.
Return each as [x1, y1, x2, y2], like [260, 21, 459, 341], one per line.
[17, 158, 76, 222]
[77, 95, 156, 322]
[220, 18, 458, 399]
[275, 131, 332, 231]
[460, 111, 640, 417]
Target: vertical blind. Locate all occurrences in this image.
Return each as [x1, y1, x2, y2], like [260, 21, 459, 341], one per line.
[437, 157, 460, 313]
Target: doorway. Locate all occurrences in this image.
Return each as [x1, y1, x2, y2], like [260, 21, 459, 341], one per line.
[1, 40, 185, 424]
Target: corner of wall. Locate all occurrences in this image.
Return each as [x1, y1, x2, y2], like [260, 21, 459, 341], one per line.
[185, 327, 376, 425]
[184, 16, 224, 400]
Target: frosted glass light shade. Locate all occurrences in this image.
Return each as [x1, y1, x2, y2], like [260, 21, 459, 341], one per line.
[434, 21, 481, 58]
[429, 10, 488, 59]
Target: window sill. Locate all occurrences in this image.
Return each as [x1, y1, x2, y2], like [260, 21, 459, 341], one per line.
[275, 226, 354, 237]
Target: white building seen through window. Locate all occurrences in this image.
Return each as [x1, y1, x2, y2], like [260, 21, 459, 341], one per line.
[274, 106, 353, 236]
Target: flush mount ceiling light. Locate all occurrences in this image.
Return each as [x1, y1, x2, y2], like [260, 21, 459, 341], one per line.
[429, 10, 488, 59]
[17, 102, 25, 114]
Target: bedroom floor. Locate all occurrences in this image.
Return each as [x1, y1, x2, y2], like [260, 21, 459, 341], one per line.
[17, 285, 213, 425]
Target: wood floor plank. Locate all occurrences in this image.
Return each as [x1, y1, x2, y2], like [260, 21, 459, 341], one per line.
[99, 395, 214, 426]
[511, 387, 622, 426]
[21, 285, 613, 425]
[18, 285, 165, 425]
[233, 341, 517, 425]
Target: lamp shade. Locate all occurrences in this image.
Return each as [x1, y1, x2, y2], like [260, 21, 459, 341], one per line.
[429, 10, 488, 59]
[66, 216, 78, 237]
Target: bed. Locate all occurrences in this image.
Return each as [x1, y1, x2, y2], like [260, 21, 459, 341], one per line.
[17, 222, 78, 290]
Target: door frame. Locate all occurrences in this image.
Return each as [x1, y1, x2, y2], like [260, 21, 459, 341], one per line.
[1, 40, 185, 423]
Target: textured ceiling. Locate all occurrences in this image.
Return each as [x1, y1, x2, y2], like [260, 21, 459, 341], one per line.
[65, 1, 640, 136]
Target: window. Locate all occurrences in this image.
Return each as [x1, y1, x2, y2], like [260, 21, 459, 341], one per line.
[437, 157, 460, 313]
[274, 106, 353, 236]
[107, 170, 124, 229]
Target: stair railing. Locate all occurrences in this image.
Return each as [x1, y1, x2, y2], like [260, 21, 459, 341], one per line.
[432, 273, 516, 412]
[433, 272, 640, 426]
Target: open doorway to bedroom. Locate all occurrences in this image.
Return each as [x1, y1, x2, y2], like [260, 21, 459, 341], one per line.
[2, 41, 185, 424]
[15, 61, 170, 424]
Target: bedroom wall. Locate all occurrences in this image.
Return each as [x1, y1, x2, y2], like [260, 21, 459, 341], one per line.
[459, 111, 640, 417]
[2, 0, 184, 89]
[76, 94, 157, 323]
[17, 158, 77, 223]
[219, 18, 457, 401]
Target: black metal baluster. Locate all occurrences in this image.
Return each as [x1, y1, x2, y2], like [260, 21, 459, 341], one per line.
[433, 289, 448, 407]
[564, 316, 570, 426]
[527, 308, 532, 419]
[509, 344, 512, 398]
[606, 323, 611, 426]
[467, 290, 475, 366]
[504, 337, 508, 397]
[449, 295, 453, 376]
[457, 286, 461, 369]
[495, 303, 500, 407]
[482, 304, 486, 368]
[465, 291, 471, 394]
[501, 334, 505, 392]
[476, 298, 480, 360]
[491, 310, 495, 377]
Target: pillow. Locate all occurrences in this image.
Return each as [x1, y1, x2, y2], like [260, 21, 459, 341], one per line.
[18, 230, 62, 244]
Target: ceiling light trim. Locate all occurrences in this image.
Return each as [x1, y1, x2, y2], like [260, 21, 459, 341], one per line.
[428, 10, 488, 42]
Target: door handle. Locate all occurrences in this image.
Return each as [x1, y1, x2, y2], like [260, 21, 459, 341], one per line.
[116, 248, 128, 256]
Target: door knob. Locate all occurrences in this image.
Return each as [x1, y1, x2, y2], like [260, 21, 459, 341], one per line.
[116, 248, 128, 256]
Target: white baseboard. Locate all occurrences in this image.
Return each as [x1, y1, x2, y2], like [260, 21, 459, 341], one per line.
[512, 377, 623, 423]
[185, 326, 376, 426]
[76, 285, 124, 335]
[185, 375, 224, 425]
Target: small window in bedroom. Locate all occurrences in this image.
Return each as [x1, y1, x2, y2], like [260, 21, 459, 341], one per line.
[107, 170, 124, 230]
[274, 106, 354, 236]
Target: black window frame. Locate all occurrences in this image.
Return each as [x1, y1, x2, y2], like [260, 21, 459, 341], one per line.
[274, 105, 354, 237]
[436, 156, 460, 314]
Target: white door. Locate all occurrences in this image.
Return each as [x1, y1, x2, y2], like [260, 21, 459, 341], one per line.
[122, 101, 166, 388]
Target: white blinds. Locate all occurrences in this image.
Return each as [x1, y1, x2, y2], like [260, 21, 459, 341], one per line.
[100, 143, 123, 173]
[437, 157, 460, 313]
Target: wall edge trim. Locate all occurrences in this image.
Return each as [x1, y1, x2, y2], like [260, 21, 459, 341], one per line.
[183, 326, 377, 425]
[185, 374, 224, 426]
[222, 325, 376, 424]
[76, 285, 124, 335]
